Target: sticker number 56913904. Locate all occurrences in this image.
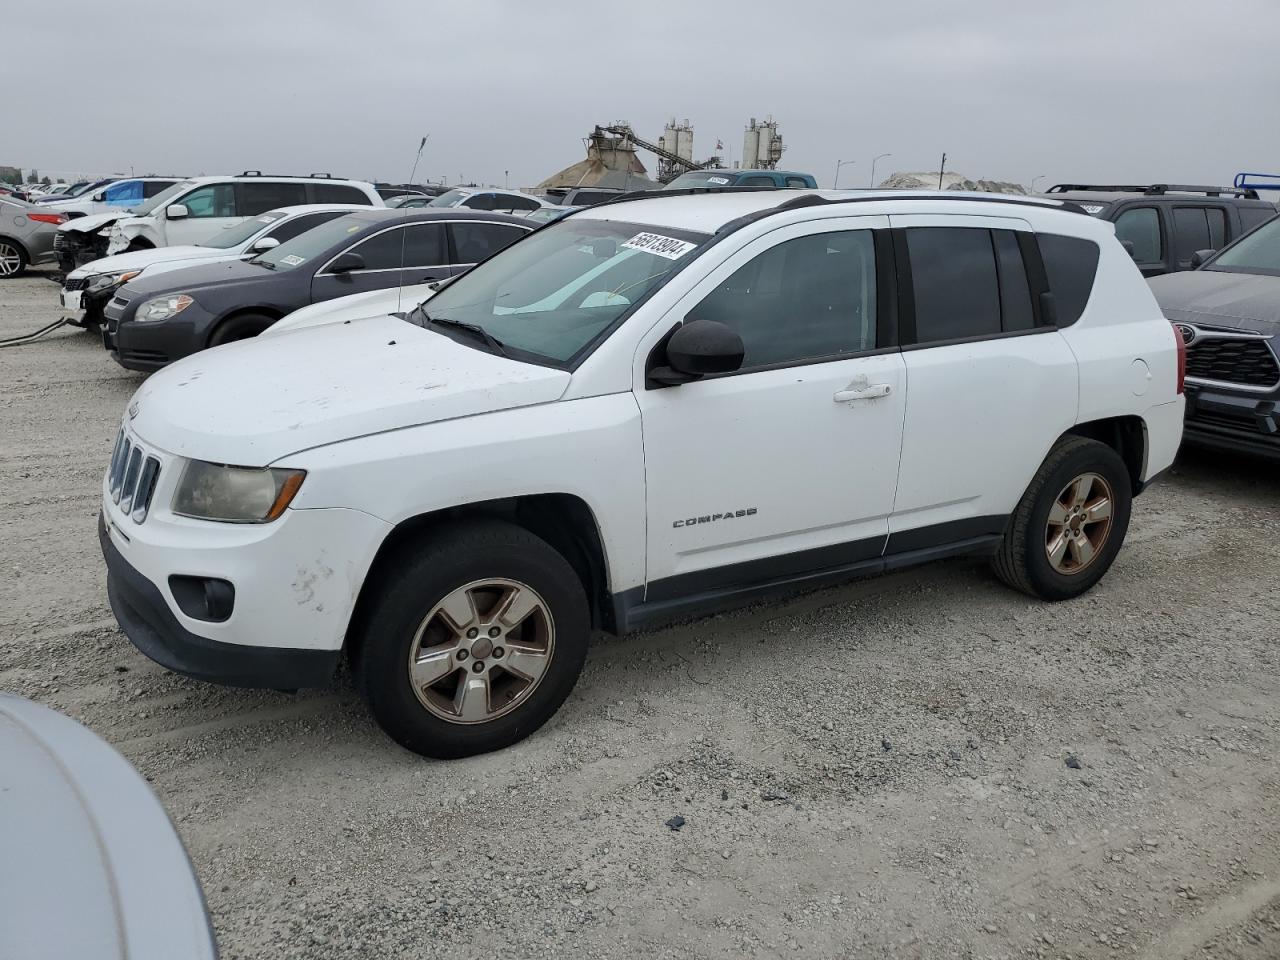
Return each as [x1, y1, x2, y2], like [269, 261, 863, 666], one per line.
[621, 233, 697, 260]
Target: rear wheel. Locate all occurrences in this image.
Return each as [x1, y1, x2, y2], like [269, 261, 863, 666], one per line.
[0, 240, 27, 277]
[353, 519, 590, 759]
[993, 436, 1132, 601]
[208, 312, 275, 347]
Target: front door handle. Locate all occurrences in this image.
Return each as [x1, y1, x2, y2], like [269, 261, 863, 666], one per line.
[833, 382, 892, 403]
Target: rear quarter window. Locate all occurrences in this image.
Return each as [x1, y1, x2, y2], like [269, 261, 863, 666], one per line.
[1037, 234, 1100, 327]
[311, 183, 375, 205]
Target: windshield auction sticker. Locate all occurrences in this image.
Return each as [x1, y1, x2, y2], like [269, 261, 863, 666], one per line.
[621, 232, 696, 260]
[280, 255, 305, 266]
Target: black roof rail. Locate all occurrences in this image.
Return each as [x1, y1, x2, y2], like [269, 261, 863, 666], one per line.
[238, 170, 344, 180]
[240, 170, 262, 177]
[1047, 182, 1260, 199]
[309, 172, 333, 179]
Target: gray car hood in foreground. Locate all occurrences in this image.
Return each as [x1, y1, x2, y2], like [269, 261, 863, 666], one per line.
[1149, 269, 1280, 334]
[0, 695, 217, 960]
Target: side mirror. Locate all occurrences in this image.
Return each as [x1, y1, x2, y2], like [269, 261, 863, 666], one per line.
[649, 319, 745, 386]
[93, 190, 106, 201]
[328, 251, 366, 275]
[1120, 240, 1136, 259]
[1190, 248, 1215, 269]
[251, 236, 279, 253]
[166, 204, 189, 220]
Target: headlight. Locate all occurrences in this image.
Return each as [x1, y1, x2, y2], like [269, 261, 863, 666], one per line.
[172, 461, 306, 523]
[87, 269, 141, 293]
[136, 293, 193, 322]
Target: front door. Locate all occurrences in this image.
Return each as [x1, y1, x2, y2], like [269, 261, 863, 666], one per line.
[635, 217, 906, 602]
[165, 183, 242, 245]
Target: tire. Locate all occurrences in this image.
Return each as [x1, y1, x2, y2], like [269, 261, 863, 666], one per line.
[208, 312, 275, 347]
[993, 436, 1132, 601]
[0, 239, 28, 278]
[353, 519, 590, 759]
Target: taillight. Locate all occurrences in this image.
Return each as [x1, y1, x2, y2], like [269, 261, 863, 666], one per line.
[27, 212, 67, 225]
[1172, 321, 1186, 394]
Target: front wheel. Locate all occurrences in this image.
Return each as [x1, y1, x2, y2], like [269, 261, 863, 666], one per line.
[353, 519, 590, 759]
[993, 436, 1133, 601]
[208, 312, 275, 347]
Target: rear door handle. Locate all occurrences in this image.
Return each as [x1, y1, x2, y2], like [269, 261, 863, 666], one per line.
[833, 382, 892, 403]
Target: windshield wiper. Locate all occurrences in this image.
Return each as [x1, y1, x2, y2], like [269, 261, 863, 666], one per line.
[249, 258, 275, 270]
[423, 313, 509, 357]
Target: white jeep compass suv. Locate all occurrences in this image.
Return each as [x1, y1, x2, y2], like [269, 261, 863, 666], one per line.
[98, 190, 1185, 759]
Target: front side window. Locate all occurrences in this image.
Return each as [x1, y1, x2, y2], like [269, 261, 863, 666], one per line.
[906, 227, 1001, 342]
[413, 219, 711, 365]
[1113, 207, 1162, 264]
[688, 229, 877, 369]
[346, 223, 446, 270]
[179, 183, 236, 218]
[1173, 207, 1214, 263]
[142, 180, 178, 198]
[449, 222, 528, 264]
[1038, 234, 1100, 327]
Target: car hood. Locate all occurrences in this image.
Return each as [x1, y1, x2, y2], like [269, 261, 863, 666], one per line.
[67, 245, 220, 280]
[1149, 270, 1280, 334]
[60, 211, 124, 234]
[120, 256, 278, 298]
[262, 282, 438, 338]
[128, 313, 572, 465]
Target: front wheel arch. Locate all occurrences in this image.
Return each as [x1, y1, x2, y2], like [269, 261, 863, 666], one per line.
[205, 309, 282, 348]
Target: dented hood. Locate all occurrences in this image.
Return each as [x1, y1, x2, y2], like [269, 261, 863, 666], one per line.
[128, 314, 571, 466]
[1149, 269, 1280, 334]
[59, 212, 125, 234]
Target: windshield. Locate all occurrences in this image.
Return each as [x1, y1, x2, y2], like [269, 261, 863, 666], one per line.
[1206, 214, 1280, 276]
[427, 189, 468, 207]
[130, 180, 195, 216]
[665, 171, 738, 189]
[255, 212, 375, 270]
[200, 210, 287, 249]
[411, 218, 711, 365]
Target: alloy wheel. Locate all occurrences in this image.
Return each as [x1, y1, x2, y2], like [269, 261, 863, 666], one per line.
[406, 578, 555, 724]
[0, 243, 22, 277]
[1045, 472, 1114, 575]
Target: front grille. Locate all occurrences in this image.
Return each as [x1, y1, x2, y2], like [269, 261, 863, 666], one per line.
[63, 276, 89, 292]
[107, 428, 162, 523]
[1186, 335, 1280, 388]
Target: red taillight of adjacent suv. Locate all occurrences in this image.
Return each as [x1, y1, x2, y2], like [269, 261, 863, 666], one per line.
[1172, 321, 1187, 394]
[27, 212, 67, 225]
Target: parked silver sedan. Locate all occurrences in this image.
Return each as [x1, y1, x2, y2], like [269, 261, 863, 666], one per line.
[0, 195, 65, 276]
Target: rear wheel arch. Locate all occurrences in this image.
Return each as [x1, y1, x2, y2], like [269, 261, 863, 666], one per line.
[346, 494, 614, 660]
[1062, 416, 1146, 494]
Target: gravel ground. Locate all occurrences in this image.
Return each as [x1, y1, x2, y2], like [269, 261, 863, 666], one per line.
[3, 267, 1279, 960]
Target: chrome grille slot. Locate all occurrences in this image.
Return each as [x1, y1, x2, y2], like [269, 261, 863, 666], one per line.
[107, 429, 126, 491]
[131, 457, 162, 523]
[110, 437, 132, 503]
[119, 447, 143, 514]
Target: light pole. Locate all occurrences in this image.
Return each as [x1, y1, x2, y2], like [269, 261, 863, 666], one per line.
[833, 159, 856, 189]
[1030, 174, 1047, 194]
[869, 153, 891, 188]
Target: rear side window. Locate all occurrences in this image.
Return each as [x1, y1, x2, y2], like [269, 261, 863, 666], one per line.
[688, 229, 877, 369]
[263, 210, 346, 245]
[1239, 206, 1277, 233]
[784, 176, 810, 188]
[310, 183, 373, 205]
[1037, 234, 1100, 328]
[1113, 207, 1162, 264]
[905, 227, 1001, 342]
[495, 194, 540, 212]
[738, 175, 775, 186]
[449, 222, 528, 264]
[237, 182, 307, 216]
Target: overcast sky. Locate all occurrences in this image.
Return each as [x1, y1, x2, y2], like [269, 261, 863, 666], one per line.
[7, 0, 1279, 190]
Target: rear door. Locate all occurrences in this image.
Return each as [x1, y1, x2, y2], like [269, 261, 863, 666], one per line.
[310, 222, 449, 301]
[1171, 204, 1229, 270]
[886, 215, 1078, 548]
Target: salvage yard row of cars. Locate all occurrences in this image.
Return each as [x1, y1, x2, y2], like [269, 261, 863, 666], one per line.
[5, 169, 1280, 760]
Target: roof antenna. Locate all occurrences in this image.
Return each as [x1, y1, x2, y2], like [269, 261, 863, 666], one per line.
[397, 134, 430, 314]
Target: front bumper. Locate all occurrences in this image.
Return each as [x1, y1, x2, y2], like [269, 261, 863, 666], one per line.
[100, 513, 342, 688]
[103, 296, 214, 371]
[1184, 385, 1280, 461]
